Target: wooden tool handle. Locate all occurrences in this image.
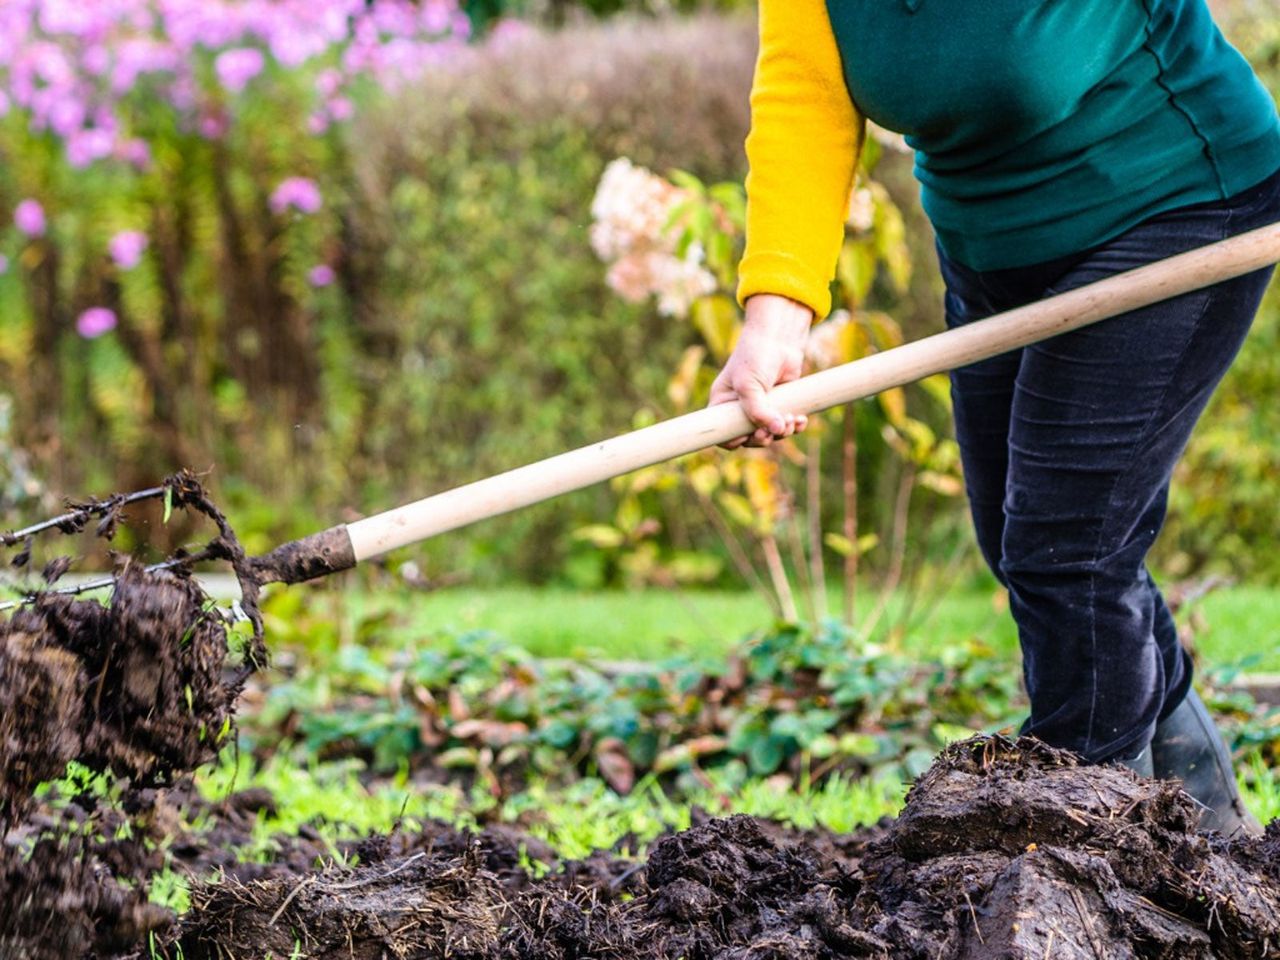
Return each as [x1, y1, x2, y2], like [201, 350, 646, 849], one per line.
[334, 221, 1280, 564]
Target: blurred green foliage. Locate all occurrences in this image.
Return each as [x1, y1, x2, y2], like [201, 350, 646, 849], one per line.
[0, 16, 758, 578]
[250, 585, 1025, 792]
[1160, 4, 1280, 581]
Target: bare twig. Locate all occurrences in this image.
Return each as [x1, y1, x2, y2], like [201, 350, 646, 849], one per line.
[1069, 887, 1105, 959]
[806, 433, 827, 622]
[778, 466, 817, 624]
[0, 548, 219, 612]
[320, 852, 427, 892]
[841, 402, 858, 628]
[0, 486, 167, 545]
[760, 533, 798, 623]
[860, 463, 915, 642]
[694, 491, 778, 617]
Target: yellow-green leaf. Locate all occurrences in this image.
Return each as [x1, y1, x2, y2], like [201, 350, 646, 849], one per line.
[718, 491, 755, 529]
[878, 387, 908, 428]
[573, 525, 625, 549]
[692, 295, 741, 362]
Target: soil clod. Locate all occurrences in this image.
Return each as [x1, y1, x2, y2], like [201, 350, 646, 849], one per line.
[0, 565, 242, 827]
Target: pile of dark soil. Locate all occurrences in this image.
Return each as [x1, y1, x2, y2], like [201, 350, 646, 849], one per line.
[175, 737, 1280, 960]
[0, 475, 270, 958]
[4, 481, 1279, 959]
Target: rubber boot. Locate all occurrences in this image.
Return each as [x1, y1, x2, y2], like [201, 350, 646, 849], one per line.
[1115, 744, 1154, 778]
[1152, 689, 1263, 838]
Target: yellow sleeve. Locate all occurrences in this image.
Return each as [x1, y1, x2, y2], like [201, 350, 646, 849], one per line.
[736, 0, 865, 320]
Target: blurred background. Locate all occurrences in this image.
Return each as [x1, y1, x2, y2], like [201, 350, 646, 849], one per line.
[0, 0, 1274, 608]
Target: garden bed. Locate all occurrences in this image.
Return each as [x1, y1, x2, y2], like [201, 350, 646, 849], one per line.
[5, 737, 1280, 959]
[171, 737, 1280, 959]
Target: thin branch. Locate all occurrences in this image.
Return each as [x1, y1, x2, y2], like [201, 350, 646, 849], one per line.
[806, 433, 827, 621]
[842, 403, 859, 628]
[859, 462, 916, 643]
[760, 532, 798, 623]
[694, 490, 778, 617]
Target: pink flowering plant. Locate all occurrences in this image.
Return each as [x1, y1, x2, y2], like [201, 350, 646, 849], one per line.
[0, 0, 497, 481]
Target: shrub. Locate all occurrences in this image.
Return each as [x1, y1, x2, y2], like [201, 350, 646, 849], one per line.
[330, 14, 759, 579]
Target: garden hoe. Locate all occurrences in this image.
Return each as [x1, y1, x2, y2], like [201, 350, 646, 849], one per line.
[5, 222, 1280, 603]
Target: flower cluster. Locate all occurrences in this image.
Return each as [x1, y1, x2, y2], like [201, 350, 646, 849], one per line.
[1, 1, 489, 338]
[590, 158, 716, 319]
[0, 0, 472, 169]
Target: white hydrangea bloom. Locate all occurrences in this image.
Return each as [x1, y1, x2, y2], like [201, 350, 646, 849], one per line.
[590, 157, 716, 319]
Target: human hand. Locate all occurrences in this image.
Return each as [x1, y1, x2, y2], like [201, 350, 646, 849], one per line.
[708, 294, 812, 449]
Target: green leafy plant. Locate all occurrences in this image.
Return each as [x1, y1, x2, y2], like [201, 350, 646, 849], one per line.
[586, 143, 965, 628]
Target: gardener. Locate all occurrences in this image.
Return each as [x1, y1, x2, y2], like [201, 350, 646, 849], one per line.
[710, 0, 1280, 836]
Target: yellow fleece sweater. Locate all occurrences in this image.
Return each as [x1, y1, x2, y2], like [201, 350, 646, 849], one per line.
[736, 0, 864, 320]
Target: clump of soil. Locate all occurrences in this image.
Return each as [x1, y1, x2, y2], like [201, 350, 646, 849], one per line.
[0, 472, 264, 828]
[175, 737, 1280, 960]
[0, 565, 242, 827]
[0, 474, 271, 959]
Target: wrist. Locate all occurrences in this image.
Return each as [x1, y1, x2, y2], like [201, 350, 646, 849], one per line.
[743, 293, 814, 338]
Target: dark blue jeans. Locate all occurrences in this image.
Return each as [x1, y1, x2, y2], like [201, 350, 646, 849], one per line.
[939, 167, 1280, 764]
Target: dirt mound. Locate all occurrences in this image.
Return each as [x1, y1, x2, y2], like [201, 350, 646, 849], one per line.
[175, 737, 1280, 960]
[856, 736, 1280, 958]
[182, 838, 507, 960]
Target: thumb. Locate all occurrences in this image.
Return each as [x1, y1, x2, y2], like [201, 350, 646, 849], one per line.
[735, 376, 785, 435]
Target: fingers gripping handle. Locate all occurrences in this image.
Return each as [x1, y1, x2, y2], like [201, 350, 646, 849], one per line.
[321, 222, 1278, 564]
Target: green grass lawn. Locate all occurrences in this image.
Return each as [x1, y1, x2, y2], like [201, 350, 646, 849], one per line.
[330, 579, 1280, 671]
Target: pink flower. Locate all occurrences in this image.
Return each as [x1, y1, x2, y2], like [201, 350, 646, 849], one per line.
[315, 68, 342, 98]
[116, 138, 152, 170]
[109, 230, 148, 270]
[487, 19, 533, 52]
[46, 92, 85, 137]
[307, 112, 330, 135]
[76, 307, 117, 339]
[65, 128, 115, 168]
[14, 199, 45, 237]
[308, 264, 335, 287]
[214, 47, 264, 94]
[198, 113, 228, 139]
[327, 96, 353, 122]
[82, 45, 111, 77]
[270, 177, 322, 215]
[421, 0, 453, 34]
